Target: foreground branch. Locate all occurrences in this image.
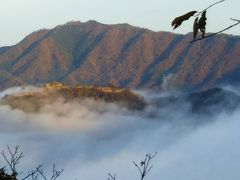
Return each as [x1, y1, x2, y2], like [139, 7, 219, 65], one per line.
[133, 152, 157, 180]
[1, 145, 24, 177]
[190, 18, 240, 43]
[231, 18, 240, 22]
[38, 164, 64, 180]
[21, 165, 42, 180]
[196, 0, 226, 16]
[1, 146, 64, 180]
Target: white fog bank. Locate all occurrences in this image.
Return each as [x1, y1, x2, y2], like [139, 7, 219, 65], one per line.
[0, 87, 239, 180]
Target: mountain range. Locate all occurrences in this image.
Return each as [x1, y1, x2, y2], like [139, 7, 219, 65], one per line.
[0, 20, 240, 92]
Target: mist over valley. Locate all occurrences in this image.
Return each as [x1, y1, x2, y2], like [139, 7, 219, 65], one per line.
[0, 84, 240, 180]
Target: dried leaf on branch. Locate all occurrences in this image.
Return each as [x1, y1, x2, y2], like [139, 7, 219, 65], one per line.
[171, 11, 197, 30]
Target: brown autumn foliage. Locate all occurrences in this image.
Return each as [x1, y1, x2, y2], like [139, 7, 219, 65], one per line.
[1, 83, 146, 112]
[171, 11, 197, 30]
[0, 20, 240, 92]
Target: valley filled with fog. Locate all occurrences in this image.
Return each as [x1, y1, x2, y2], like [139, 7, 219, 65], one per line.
[0, 86, 240, 180]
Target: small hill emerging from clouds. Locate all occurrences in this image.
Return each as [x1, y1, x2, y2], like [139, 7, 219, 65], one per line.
[1, 83, 146, 112]
[1, 83, 239, 117]
[0, 21, 240, 92]
[154, 87, 240, 116]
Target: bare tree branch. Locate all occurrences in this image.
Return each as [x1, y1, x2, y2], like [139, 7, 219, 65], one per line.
[145, 165, 153, 176]
[195, 0, 226, 16]
[133, 161, 143, 175]
[1, 145, 24, 176]
[133, 152, 157, 180]
[190, 19, 240, 43]
[38, 164, 64, 180]
[230, 18, 240, 22]
[1, 146, 64, 180]
[21, 165, 42, 180]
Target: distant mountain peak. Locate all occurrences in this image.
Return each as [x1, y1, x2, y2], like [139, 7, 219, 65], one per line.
[55, 20, 109, 29]
[64, 20, 82, 26]
[86, 20, 103, 25]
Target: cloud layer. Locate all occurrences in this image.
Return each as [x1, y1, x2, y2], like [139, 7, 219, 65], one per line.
[0, 87, 240, 180]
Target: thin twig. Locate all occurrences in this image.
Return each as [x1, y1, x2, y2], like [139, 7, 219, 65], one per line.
[21, 165, 42, 180]
[190, 20, 240, 43]
[133, 161, 143, 175]
[133, 152, 157, 180]
[1, 145, 24, 176]
[38, 164, 64, 180]
[195, 0, 226, 16]
[230, 18, 240, 22]
[38, 168, 48, 180]
[108, 173, 116, 180]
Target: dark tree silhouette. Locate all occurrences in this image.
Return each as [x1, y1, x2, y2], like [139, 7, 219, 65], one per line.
[1, 145, 24, 179]
[0, 146, 63, 180]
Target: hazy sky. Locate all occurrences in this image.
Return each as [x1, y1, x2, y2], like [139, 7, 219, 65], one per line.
[0, 0, 239, 46]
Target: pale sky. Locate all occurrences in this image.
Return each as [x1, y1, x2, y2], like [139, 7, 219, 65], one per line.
[0, 0, 239, 46]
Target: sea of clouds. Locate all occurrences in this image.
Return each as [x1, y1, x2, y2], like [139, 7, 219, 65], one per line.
[0, 86, 240, 180]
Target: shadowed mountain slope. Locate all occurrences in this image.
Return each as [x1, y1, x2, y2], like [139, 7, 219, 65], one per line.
[1, 20, 240, 92]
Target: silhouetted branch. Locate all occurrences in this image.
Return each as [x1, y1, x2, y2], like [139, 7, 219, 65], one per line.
[21, 165, 42, 180]
[133, 152, 157, 180]
[1, 146, 64, 180]
[196, 0, 226, 16]
[190, 19, 240, 43]
[1, 145, 24, 176]
[108, 173, 116, 180]
[38, 164, 64, 180]
[230, 18, 240, 22]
